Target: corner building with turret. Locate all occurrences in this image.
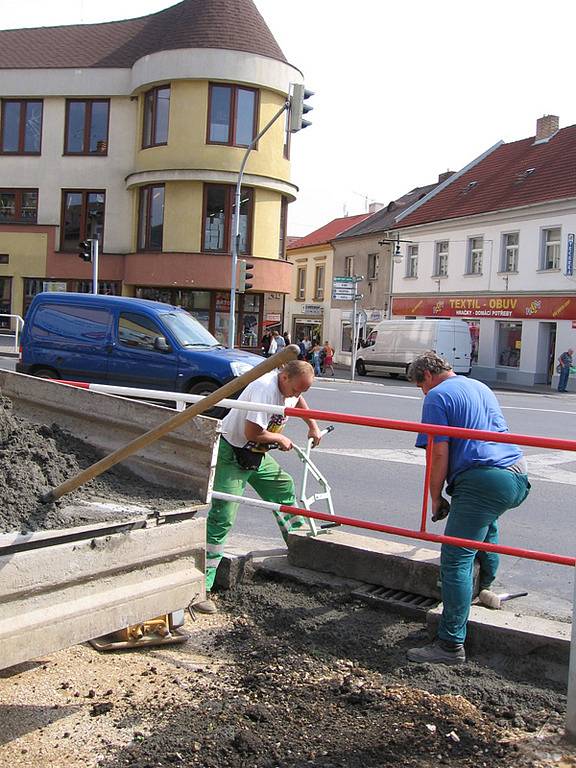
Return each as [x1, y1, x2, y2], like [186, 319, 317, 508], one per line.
[0, 0, 302, 347]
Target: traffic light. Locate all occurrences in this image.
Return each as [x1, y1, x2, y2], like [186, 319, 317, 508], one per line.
[78, 239, 92, 262]
[289, 83, 314, 132]
[238, 260, 254, 293]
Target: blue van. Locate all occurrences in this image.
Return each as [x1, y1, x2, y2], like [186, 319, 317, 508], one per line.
[17, 293, 262, 398]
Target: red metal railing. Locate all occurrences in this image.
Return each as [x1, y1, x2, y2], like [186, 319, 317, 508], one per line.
[284, 406, 576, 568]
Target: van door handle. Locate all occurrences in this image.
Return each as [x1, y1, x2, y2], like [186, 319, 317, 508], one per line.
[105, 343, 115, 353]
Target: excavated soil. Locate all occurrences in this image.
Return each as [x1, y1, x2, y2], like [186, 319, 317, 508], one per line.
[0, 393, 200, 533]
[2, 574, 572, 768]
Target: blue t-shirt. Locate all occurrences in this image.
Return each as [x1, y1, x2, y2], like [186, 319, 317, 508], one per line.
[415, 376, 523, 485]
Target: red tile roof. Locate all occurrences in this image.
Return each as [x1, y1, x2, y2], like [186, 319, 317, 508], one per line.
[287, 213, 372, 251]
[395, 124, 576, 229]
[286, 236, 303, 248]
[0, 0, 287, 69]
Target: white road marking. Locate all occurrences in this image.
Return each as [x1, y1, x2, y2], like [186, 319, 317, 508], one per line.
[312, 386, 339, 392]
[501, 406, 576, 415]
[350, 391, 421, 400]
[315, 447, 576, 486]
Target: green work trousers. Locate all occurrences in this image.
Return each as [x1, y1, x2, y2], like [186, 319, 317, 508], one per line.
[205, 439, 304, 591]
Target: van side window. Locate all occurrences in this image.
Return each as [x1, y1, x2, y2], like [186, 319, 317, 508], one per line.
[33, 304, 110, 341]
[118, 312, 164, 351]
[366, 330, 377, 347]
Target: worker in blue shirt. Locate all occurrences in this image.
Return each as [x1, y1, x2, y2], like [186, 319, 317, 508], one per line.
[406, 352, 530, 665]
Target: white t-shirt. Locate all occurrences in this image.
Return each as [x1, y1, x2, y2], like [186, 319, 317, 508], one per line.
[222, 370, 298, 449]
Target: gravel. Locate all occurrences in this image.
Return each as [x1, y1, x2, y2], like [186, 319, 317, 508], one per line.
[0, 393, 200, 533]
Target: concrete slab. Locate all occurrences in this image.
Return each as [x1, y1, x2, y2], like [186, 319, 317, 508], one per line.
[427, 603, 571, 664]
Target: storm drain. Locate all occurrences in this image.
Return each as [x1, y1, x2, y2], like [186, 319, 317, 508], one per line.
[352, 584, 439, 618]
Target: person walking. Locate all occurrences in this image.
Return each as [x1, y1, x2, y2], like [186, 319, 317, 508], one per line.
[283, 331, 291, 346]
[406, 352, 530, 665]
[322, 341, 335, 379]
[274, 330, 285, 349]
[261, 332, 271, 357]
[267, 332, 278, 356]
[311, 343, 322, 376]
[194, 360, 322, 614]
[557, 347, 574, 392]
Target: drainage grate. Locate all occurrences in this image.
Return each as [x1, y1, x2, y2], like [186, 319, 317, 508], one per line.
[352, 584, 439, 618]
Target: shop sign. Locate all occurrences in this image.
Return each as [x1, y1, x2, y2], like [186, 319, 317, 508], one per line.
[392, 294, 576, 321]
[567, 234, 575, 277]
[265, 313, 281, 322]
[303, 304, 323, 316]
[43, 281, 67, 292]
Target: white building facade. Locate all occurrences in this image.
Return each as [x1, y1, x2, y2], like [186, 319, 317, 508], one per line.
[393, 198, 576, 388]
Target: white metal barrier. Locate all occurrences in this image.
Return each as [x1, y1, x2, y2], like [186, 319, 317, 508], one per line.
[0, 314, 24, 356]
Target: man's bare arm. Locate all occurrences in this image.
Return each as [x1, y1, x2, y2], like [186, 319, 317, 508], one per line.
[429, 440, 449, 515]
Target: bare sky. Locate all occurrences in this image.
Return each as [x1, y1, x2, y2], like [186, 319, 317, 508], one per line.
[3, 0, 576, 235]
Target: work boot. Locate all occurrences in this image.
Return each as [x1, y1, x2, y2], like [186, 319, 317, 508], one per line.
[407, 639, 465, 665]
[190, 598, 218, 615]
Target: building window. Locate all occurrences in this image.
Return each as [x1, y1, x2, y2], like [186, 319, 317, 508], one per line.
[501, 232, 519, 272]
[142, 86, 170, 148]
[314, 264, 325, 300]
[208, 84, 258, 147]
[297, 267, 306, 300]
[61, 190, 105, 251]
[497, 321, 522, 368]
[541, 227, 561, 270]
[279, 196, 288, 259]
[202, 184, 253, 254]
[406, 244, 418, 277]
[0, 277, 12, 325]
[1, 100, 42, 154]
[344, 256, 354, 277]
[138, 185, 165, 251]
[65, 100, 109, 155]
[0, 189, 38, 223]
[467, 237, 483, 274]
[367, 253, 379, 280]
[77, 280, 120, 295]
[434, 241, 449, 276]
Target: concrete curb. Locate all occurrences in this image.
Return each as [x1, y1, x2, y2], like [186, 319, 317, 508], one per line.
[215, 531, 571, 664]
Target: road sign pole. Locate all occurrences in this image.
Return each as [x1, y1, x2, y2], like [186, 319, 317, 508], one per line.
[568, 572, 576, 740]
[350, 291, 357, 382]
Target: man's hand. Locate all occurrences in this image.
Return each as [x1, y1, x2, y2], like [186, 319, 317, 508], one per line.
[431, 496, 450, 522]
[308, 424, 322, 447]
[275, 434, 293, 452]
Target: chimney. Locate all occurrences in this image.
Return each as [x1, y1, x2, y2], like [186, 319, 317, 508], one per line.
[368, 202, 385, 214]
[536, 114, 559, 141]
[438, 171, 455, 184]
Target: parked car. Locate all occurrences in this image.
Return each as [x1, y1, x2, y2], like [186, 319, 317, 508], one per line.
[355, 318, 472, 378]
[17, 293, 261, 408]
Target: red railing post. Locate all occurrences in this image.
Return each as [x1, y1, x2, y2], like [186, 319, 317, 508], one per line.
[420, 437, 433, 532]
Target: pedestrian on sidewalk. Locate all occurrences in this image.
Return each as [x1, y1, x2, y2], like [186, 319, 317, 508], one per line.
[193, 360, 322, 614]
[322, 341, 335, 378]
[274, 330, 285, 349]
[557, 347, 573, 392]
[310, 344, 322, 376]
[406, 351, 530, 666]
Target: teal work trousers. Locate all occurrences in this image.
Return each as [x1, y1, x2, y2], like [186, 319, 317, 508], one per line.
[205, 440, 304, 591]
[439, 466, 530, 646]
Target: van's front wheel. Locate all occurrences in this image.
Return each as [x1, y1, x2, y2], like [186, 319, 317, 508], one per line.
[188, 380, 228, 419]
[355, 359, 367, 376]
[33, 368, 60, 380]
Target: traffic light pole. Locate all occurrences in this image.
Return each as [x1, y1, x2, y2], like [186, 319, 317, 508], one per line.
[228, 99, 289, 348]
[91, 237, 99, 295]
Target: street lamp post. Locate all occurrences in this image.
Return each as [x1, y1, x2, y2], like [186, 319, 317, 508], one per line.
[378, 234, 407, 320]
[228, 100, 289, 348]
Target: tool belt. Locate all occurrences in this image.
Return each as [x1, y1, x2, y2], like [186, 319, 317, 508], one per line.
[224, 438, 264, 471]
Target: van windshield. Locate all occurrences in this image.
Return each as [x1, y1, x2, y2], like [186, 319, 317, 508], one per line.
[161, 311, 223, 348]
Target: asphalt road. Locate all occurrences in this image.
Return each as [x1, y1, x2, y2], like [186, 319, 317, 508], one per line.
[235, 371, 576, 620]
[2, 353, 573, 618]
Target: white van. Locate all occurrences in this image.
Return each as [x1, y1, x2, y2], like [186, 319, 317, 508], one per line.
[356, 318, 472, 378]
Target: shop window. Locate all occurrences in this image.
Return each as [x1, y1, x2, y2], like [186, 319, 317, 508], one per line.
[314, 265, 325, 300]
[466, 321, 480, 365]
[497, 321, 522, 368]
[61, 190, 105, 251]
[0, 189, 38, 223]
[178, 290, 211, 329]
[0, 277, 12, 327]
[142, 86, 170, 148]
[540, 227, 561, 270]
[138, 185, 164, 251]
[65, 100, 109, 154]
[341, 322, 352, 353]
[466, 237, 483, 274]
[208, 84, 258, 147]
[297, 267, 306, 300]
[501, 232, 519, 272]
[433, 241, 448, 276]
[406, 245, 418, 277]
[1, 99, 42, 154]
[240, 294, 261, 348]
[77, 280, 120, 295]
[202, 184, 253, 254]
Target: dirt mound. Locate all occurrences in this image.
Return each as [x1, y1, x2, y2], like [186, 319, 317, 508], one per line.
[0, 393, 200, 533]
